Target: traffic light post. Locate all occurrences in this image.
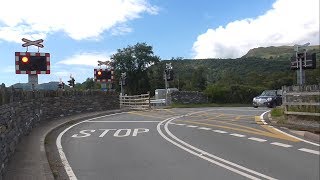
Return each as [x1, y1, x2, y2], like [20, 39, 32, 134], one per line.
[291, 43, 316, 85]
[119, 72, 126, 96]
[68, 76, 75, 88]
[164, 63, 173, 105]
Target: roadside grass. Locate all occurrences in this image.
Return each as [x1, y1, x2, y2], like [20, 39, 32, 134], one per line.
[270, 107, 284, 117]
[170, 103, 250, 108]
[270, 107, 287, 124]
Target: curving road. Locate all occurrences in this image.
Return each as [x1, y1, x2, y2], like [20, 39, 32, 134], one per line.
[54, 107, 320, 180]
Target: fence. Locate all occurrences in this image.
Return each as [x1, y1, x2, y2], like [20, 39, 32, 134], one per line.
[282, 85, 320, 116]
[120, 93, 150, 110]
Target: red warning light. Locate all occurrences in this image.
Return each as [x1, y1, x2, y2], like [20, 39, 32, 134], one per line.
[22, 56, 29, 63]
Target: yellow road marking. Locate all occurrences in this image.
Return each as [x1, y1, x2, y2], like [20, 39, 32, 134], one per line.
[183, 118, 267, 134]
[177, 120, 299, 142]
[216, 114, 225, 117]
[254, 116, 300, 142]
[161, 109, 176, 114]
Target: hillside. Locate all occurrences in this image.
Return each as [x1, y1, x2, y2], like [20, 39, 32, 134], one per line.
[11, 81, 62, 90]
[147, 46, 319, 95]
[242, 45, 320, 59]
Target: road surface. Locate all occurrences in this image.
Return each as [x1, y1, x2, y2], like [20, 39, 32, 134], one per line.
[53, 107, 320, 180]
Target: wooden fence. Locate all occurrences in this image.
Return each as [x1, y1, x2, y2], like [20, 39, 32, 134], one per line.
[120, 93, 150, 110]
[282, 85, 320, 116]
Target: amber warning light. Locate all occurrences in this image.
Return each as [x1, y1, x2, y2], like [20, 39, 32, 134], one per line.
[21, 56, 29, 63]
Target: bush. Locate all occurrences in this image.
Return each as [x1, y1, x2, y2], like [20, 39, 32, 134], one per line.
[204, 84, 264, 104]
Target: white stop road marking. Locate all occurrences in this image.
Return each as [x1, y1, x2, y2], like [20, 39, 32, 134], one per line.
[71, 128, 150, 138]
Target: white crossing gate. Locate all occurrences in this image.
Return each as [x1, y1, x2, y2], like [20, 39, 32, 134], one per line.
[120, 93, 151, 110]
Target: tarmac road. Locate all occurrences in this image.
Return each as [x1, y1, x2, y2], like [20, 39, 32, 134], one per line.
[54, 107, 320, 180]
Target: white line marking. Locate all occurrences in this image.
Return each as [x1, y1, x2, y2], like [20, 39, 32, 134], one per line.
[213, 130, 228, 134]
[198, 127, 212, 130]
[298, 148, 320, 155]
[87, 121, 161, 122]
[187, 125, 198, 128]
[56, 112, 127, 180]
[270, 142, 292, 148]
[157, 120, 259, 179]
[230, 133, 246, 137]
[174, 123, 186, 126]
[158, 116, 277, 180]
[260, 110, 320, 147]
[248, 137, 267, 142]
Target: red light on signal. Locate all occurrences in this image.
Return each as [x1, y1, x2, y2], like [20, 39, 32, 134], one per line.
[97, 71, 102, 76]
[22, 56, 29, 63]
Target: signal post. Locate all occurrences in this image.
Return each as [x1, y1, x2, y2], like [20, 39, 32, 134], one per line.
[15, 38, 50, 88]
[94, 61, 114, 91]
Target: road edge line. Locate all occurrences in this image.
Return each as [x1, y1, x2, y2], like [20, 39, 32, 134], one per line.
[260, 110, 320, 147]
[54, 111, 128, 180]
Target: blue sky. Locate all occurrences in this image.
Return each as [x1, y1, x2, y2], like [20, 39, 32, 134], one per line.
[0, 0, 319, 86]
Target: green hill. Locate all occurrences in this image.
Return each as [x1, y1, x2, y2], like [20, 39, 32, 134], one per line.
[242, 45, 320, 60]
[148, 46, 320, 103]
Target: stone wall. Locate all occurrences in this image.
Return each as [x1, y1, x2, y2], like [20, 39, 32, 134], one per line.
[0, 88, 119, 178]
[171, 91, 208, 104]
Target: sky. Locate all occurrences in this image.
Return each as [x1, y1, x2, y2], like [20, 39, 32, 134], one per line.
[0, 0, 319, 86]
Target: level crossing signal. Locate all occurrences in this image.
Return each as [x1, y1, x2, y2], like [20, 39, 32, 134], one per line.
[68, 77, 75, 88]
[58, 82, 65, 89]
[291, 52, 316, 70]
[15, 52, 50, 74]
[94, 69, 113, 82]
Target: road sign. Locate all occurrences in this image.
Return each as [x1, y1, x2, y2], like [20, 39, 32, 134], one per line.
[15, 52, 50, 74]
[22, 38, 44, 48]
[94, 68, 114, 82]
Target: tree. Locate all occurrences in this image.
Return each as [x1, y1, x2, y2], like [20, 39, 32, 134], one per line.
[191, 66, 207, 91]
[111, 43, 160, 94]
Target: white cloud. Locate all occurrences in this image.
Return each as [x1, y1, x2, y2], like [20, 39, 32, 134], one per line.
[57, 52, 113, 66]
[0, 0, 158, 42]
[192, 0, 320, 59]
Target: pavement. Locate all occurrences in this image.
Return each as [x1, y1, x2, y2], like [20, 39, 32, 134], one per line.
[2, 109, 126, 180]
[264, 111, 320, 143]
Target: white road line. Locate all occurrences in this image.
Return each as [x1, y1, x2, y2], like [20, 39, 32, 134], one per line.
[157, 119, 259, 180]
[187, 125, 198, 128]
[56, 112, 128, 180]
[213, 130, 228, 134]
[260, 111, 320, 147]
[298, 148, 320, 155]
[159, 117, 277, 180]
[198, 127, 212, 130]
[87, 121, 161, 123]
[270, 142, 292, 148]
[248, 137, 267, 142]
[175, 123, 186, 126]
[230, 133, 246, 138]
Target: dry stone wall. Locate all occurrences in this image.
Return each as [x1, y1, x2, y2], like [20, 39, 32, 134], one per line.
[0, 87, 119, 178]
[171, 91, 208, 104]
